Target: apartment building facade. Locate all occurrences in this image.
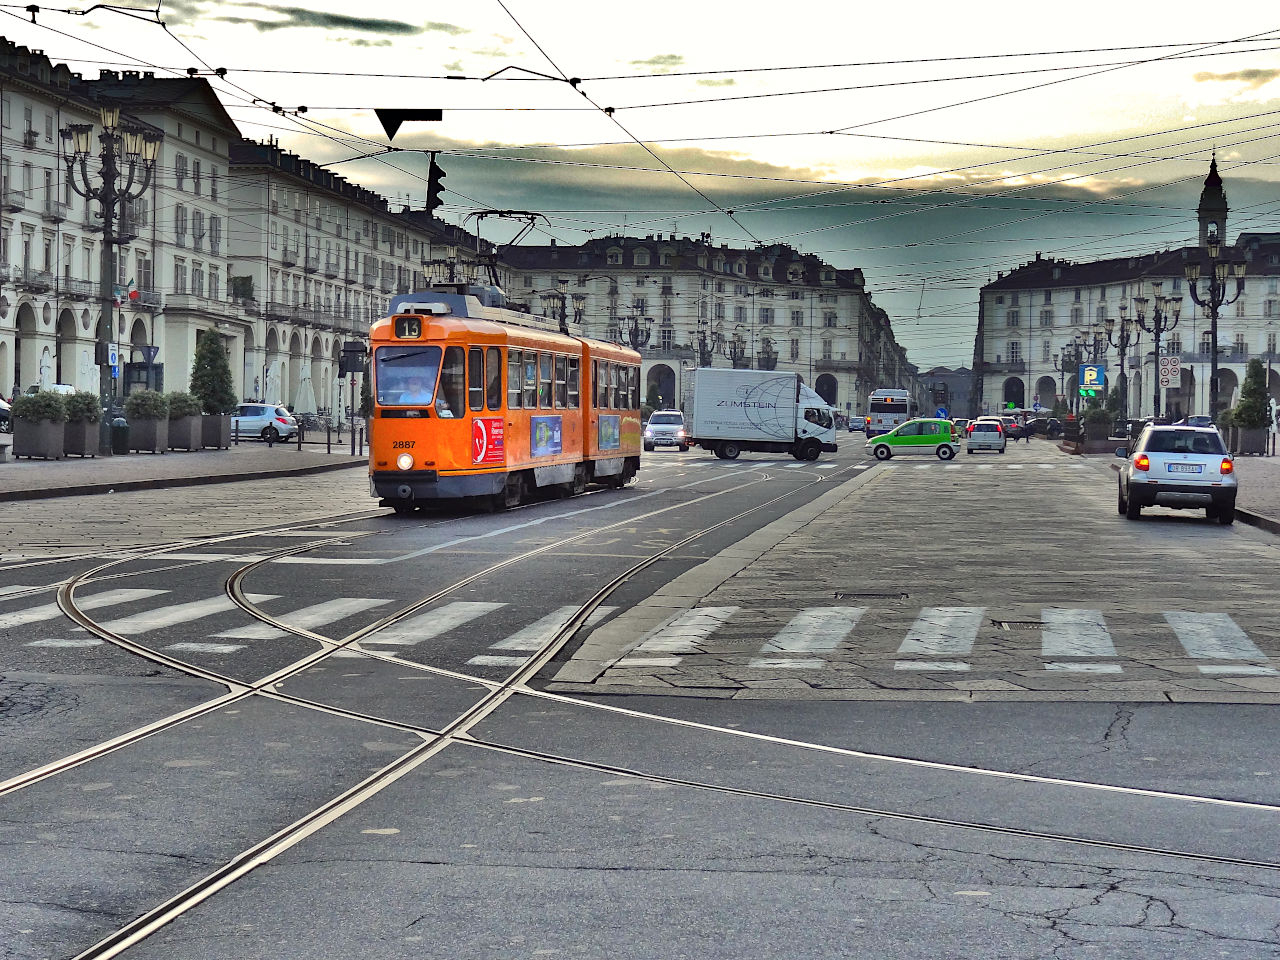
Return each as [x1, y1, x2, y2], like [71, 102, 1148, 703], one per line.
[973, 160, 1280, 420]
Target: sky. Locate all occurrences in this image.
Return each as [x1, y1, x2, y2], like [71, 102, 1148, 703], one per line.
[6, 1, 1280, 367]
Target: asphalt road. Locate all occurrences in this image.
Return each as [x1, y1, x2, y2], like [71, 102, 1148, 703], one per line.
[3, 445, 1280, 959]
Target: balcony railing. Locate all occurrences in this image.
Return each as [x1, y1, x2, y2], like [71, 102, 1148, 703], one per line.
[281, 248, 298, 267]
[17, 267, 54, 292]
[304, 253, 319, 274]
[3, 189, 25, 213]
[41, 200, 67, 223]
[63, 277, 95, 300]
[323, 258, 339, 278]
[814, 358, 860, 372]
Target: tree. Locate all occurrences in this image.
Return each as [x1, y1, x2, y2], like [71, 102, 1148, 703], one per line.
[359, 364, 373, 418]
[189, 329, 237, 414]
[1231, 357, 1269, 429]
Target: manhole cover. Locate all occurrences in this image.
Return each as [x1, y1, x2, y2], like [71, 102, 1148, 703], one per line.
[990, 620, 1041, 631]
[835, 592, 909, 601]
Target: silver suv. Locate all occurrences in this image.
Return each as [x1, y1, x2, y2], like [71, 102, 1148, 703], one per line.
[644, 410, 688, 452]
[1116, 425, 1236, 524]
[232, 403, 298, 442]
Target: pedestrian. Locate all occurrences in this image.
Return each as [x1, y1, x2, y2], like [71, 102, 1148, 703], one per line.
[1025, 420, 1032, 444]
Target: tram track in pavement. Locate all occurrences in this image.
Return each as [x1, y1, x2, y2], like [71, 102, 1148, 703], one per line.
[15, 459, 1280, 958]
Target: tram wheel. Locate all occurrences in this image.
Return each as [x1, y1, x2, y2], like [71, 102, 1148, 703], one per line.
[571, 464, 587, 497]
[392, 502, 415, 516]
[494, 472, 524, 510]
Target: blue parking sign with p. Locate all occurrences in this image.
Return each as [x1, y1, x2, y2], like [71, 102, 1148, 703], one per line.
[1079, 364, 1105, 389]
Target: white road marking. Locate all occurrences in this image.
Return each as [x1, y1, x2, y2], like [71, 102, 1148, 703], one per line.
[1165, 612, 1266, 660]
[100, 593, 278, 635]
[0, 588, 167, 630]
[746, 657, 825, 669]
[164, 642, 245, 654]
[761, 607, 865, 654]
[466, 655, 528, 667]
[1041, 608, 1116, 658]
[360, 601, 506, 647]
[490, 605, 617, 651]
[893, 661, 971, 671]
[214, 597, 392, 640]
[26, 637, 104, 648]
[897, 607, 984, 656]
[1046, 662, 1123, 673]
[1198, 665, 1277, 675]
[633, 606, 741, 655]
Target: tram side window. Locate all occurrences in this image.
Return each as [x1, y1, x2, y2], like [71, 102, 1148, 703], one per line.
[486, 347, 502, 410]
[555, 355, 568, 408]
[539, 352, 553, 408]
[468, 347, 484, 412]
[592, 360, 601, 408]
[630, 366, 640, 409]
[508, 350, 523, 409]
[374, 344, 442, 406]
[438, 346, 465, 418]
[522, 352, 537, 408]
[567, 357, 580, 409]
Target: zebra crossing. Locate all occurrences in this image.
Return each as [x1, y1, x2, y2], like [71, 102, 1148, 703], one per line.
[609, 604, 1278, 676]
[4, 589, 1276, 679]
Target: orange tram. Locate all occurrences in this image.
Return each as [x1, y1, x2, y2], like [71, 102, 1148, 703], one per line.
[369, 286, 642, 515]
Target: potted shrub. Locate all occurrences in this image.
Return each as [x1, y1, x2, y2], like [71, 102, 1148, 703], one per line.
[166, 390, 203, 451]
[1230, 358, 1269, 455]
[190, 329, 236, 449]
[125, 389, 169, 453]
[1082, 405, 1111, 440]
[11, 390, 65, 460]
[63, 391, 101, 457]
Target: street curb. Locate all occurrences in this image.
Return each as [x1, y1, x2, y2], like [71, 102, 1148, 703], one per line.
[0, 458, 364, 502]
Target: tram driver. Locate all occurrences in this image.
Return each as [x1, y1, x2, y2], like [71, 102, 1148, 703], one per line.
[399, 376, 434, 404]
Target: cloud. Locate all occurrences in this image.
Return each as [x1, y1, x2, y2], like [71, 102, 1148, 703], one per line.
[211, 3, 422, 34]
[345, 38, 392, 48]
[1194, 68, 1280, 90]
[696, 78, 736, 88]
[424, 21, 469, 36]
[630, 54, 684, 73]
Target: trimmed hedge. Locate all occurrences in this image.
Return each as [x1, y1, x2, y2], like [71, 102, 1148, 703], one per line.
[165, 391, 203, 419]
[64, 391, 101, 423]
[11, 391, 67, 423]
[124, 389, 168, 420]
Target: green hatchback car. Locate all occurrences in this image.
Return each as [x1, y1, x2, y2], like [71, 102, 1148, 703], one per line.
[865, 418, 961, 461]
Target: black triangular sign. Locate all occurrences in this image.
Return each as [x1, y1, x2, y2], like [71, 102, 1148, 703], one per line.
[375, 109, 443, 141]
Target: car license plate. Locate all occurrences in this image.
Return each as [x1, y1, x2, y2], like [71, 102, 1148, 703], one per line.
[1167, 463, 1203, 474]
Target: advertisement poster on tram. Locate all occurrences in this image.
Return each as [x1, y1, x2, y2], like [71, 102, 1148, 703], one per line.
[599, 414, 621, 451]
[530, 416, 562, 456]
[472, 417, 505, 465]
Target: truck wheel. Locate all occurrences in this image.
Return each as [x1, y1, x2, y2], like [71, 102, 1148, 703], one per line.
[873, 444, 892, 461]
[801, 439, 821, 461]
[936, 445, 955, 461]
[720, 442, 741, 460]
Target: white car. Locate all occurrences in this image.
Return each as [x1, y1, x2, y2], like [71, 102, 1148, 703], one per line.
[1116, 425, 1237, 524]
[966, 419, 1006, 454]
[232, 403, 298, 442]
[644, 410, 688, 452]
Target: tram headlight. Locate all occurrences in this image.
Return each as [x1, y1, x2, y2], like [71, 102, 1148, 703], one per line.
[396, 452, 415, 471]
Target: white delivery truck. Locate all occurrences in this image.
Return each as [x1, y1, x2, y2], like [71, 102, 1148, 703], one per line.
[688, 368, 839, 460]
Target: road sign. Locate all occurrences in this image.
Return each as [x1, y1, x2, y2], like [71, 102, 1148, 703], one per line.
[936, 406, 948, 418]
[1033, 393, 1040, 404]
[1033, 402, 1042, 412]
[1158, 354, 1180, 387]
[140, 344, 159, 364]
[108, 343, 119, 380]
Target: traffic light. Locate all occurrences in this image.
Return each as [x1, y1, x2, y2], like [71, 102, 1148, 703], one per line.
[426, 159, 446, 214]
[1078, 387, 1098, 398]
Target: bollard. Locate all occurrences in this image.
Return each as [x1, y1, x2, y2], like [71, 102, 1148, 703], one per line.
[297, 423, 302, 451]
[326, 423, 332, 455]
[233, 421, 239, 445]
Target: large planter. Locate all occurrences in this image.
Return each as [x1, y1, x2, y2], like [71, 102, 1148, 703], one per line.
[1235, 426, 1268, 455]
[202, 414, 231, 450]
[1084, 420, 1110, 441]
[168, 415, 202, 451]
[63, 419, 99, 457]
[130, 417, 168, 454]
[13, 419, 65, 460]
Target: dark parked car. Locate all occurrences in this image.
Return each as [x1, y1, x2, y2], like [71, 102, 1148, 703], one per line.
[1026, 417, 1063, 438]
[0, 395, 9, 432]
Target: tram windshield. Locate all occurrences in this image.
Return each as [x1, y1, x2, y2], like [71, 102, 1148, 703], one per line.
[375, 346, 442, 405]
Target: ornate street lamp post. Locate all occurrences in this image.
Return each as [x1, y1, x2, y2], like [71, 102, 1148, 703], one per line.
[695, 320, 723, 367]
[64, 105, 162, 453]
[1104, 309, 1139, 421]
[1121, 280, 1179, 421]
[1185, 229, 1245, 420]
[616, 313, 652, 350]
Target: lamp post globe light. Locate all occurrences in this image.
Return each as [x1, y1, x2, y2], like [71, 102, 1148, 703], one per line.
[64, 105, 162, 454]
[1185, 229, 1246, 421]
[1104, 308, 1140, 421]
[1122, 280, 1180, 421]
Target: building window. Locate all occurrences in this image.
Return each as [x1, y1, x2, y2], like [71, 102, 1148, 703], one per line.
[192, 159, 202, 195]
[1096, 305, 1107, 323]
[1040, 309, 1053, 327]
[1167, 335, 1181, 354]
[1008, 341, 1022, 362]
[210, 167, 218, 202]
[1006, 310, 1020, 327]
[173, 257, 187, 294]
[1234, 333, 1247, 356]
[760, 307, 774, 325]
[734, 305, 746, 323]
[1268, 332, 1277, 354]
[790, 338, 800, 360]
[1200, 331, 1213, 355]
[175, 154, 188, 190]
[174, 204, 187, 244]
[821, 339, 832, 360]
[1070, 306, 1083, 325]
[823, 311, 836, 328]
[791, 310, 804, 326]
[209, 216, 221, 254]
[192, 261, 205, 297]
[1043, 339, 1051, 362]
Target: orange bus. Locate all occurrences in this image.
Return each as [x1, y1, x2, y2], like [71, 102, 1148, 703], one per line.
[369, 287, 642, 514]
